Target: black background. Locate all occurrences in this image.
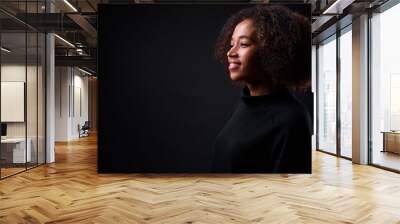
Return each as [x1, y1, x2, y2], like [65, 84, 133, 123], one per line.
[98, 3, 311, 173]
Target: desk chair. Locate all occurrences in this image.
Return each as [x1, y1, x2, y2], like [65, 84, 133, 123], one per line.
[78, 121, 90, 138]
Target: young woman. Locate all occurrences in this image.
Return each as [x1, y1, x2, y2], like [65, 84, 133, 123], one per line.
[212, 5, 312, 173]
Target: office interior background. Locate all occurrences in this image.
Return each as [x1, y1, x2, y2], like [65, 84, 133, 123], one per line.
[0, 0, 400, 222]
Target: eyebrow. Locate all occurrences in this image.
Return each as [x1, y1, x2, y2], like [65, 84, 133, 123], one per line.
[231, 35, 253, 42]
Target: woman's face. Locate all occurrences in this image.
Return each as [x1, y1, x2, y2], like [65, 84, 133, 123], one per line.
[227, 19, 261, 82]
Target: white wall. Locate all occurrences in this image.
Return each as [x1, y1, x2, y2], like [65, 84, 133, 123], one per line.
[71, 73, 89, 138]
[1, 64, 46, 164]
[1, 65, 27, 140]
[1, 65, 41, 137]
[55, 66, 89, 141]
[55, 66, 70, 141]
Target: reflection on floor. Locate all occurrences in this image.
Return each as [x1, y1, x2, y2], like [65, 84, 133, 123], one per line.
[0, 162, 41, 178]
[0, 167, 25, 178]
[341, 147, 352, 158]
[372, 150, 400, 171]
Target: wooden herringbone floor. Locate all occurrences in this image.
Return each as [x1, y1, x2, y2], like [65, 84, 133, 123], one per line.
[1, 135, 400, 223]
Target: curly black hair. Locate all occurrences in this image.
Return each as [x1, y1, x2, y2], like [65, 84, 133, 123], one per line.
[215, 5, 311, 90]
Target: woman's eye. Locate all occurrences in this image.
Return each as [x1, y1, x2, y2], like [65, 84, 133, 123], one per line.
[229, 43, 250, 48]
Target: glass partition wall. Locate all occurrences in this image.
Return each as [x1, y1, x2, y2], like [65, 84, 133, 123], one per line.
[0, 31, 27, 177]
[0, 2, 46, 179]
[316, 25, 353, 159]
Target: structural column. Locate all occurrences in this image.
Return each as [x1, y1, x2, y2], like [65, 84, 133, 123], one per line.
[352, 14, 369, 164]
[46, 0, 55, 163]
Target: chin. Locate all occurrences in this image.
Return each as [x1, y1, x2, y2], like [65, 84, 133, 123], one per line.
[229, 72, 244, 81]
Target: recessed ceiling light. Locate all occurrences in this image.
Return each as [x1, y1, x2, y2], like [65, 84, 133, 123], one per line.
[1, 47, 11, 53]
[323, 0, 354, 15]
[63, 0, 78, 12]
[78, 67, 93, 76]
[54, 34, 75, 48]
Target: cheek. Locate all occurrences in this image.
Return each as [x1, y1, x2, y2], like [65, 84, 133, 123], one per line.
[241, 49, 258, 68]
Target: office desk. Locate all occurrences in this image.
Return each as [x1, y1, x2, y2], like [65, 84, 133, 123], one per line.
[1, 138, 31, 163]
[381, 131, 400, 154]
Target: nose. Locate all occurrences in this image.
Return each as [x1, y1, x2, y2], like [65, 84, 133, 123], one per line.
[227, 45, 238, 58]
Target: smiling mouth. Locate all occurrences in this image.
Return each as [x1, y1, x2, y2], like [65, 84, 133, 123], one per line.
[229, 63, 241, 70]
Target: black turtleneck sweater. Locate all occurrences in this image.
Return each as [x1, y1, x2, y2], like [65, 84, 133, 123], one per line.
[211, 87, 312, 173]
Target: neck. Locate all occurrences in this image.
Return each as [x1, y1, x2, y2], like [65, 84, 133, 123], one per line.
[246, 83, 273, 96]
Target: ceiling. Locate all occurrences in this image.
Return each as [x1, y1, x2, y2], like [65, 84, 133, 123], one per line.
[0, 0, 391, 74]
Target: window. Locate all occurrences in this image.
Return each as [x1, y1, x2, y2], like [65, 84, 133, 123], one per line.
[339, 27, 352, 158]
[370, 2, 400, 171]
[317, 35, 337, 154]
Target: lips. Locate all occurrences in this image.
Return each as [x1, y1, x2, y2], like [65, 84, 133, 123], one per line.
[228, 62, 241, 70]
